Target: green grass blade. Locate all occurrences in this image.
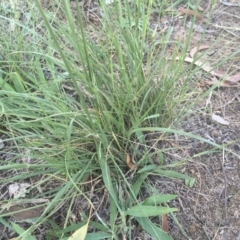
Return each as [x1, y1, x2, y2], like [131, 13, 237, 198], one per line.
[153, 170, 194, 181]
[11, 222, 37, 240]
[141, 194, 177, 206]
[136, 217, 172, 240]
[85, 232, 112, 240]
[97, 145, 122, 214]
[126, 206, 178, 217]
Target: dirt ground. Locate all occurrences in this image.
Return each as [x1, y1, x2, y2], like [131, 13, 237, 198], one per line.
[1, 0, 240, 239]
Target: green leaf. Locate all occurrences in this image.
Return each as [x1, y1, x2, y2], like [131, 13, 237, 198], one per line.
[98, 146, 122, 213]
[11, 72, 26, 93]
[85, 232, 112, 240]
[110, 196, 118, 228]
[142, 194, 177, 206]
[137, 165, 157, 173]
[136, 217, 172, 240]
[0, 77, 16, 92]
[11, 222, 37, 240]
[126, 206, 178, 217]
[185, 178, 195, 188]
[143, 114, 160, 120]
[126, 173, 148, 207]
[129, 127, 222, 149]
[153, 169, 194, 181]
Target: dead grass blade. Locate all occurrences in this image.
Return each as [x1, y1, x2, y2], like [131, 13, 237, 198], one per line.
[3, 206, 43, 220]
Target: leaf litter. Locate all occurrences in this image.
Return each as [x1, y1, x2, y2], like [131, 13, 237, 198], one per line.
[175, 45, 240, 86]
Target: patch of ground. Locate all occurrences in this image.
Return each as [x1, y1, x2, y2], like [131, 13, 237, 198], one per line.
[165, 88, 240, 240]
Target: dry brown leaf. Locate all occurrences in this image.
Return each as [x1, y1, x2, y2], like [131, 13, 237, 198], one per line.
[212, 114, 229, 125]
[179, 8, 203, 21]
[126, 153, 137, 169]
[190, 45, 210, 58]
[7, 206, 43, 220]
[176, 57, 240, 86]
[162, 214, 169, 233]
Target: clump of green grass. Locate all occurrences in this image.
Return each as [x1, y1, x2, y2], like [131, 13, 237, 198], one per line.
[0, 0, 229, 239]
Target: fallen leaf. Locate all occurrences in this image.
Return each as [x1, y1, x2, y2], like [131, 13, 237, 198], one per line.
[190, 45, 210, 58]
[126, 153, 137, 169]
[8, 183, 31, 199]
[179, 8, 203, 21]
[176, 57, 240, 85]
[162, 214, 169, 233]
[68, 223, 88, 240]
[7, 206, 43, 220]
[212, 113, 229, 125]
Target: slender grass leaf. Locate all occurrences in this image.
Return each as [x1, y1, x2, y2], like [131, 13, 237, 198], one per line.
[153, 169, 194, 181]
[11, 72, 26, 93]
[98, 146, 122, 213]
[110, 196, 118, 228]
[141, 194, 177, 206]
[143, 114, 160, 120]
[85, 232, 112, 240]
[131, 173, 148, 197]
[136, 217, 172, 240]
[126, 173, 148, 207]
[130, 127, 222, 147]
[90, 221, 109, 233]
[11, 222, 36, 240]
[126, 206, 178, 217]
[0, 218, 13, 230]
[185, 178, 195, 187]
[0, 78, 16, 92]
[138, 165, 158, 173]
[170, 212, 191, 239]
